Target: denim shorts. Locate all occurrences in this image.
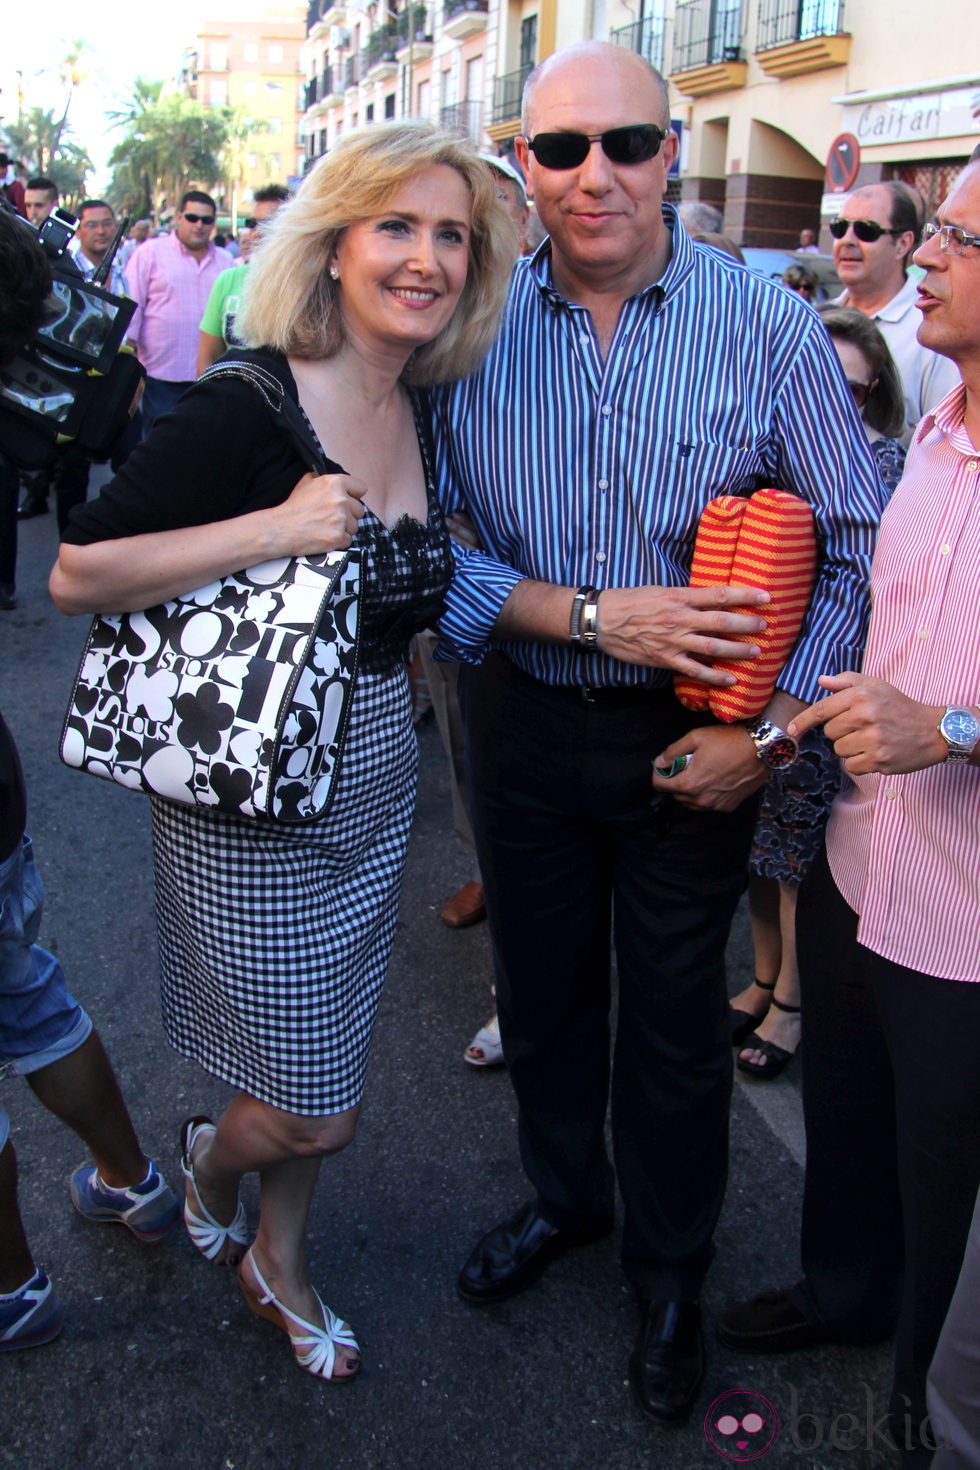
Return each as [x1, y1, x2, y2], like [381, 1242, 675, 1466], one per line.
[0, 834, 91, 1151]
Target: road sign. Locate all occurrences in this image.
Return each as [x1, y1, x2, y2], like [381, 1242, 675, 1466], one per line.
[826, 134, 860, 193]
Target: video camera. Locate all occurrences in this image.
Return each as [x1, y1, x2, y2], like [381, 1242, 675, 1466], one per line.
[0, 200, 145, 470]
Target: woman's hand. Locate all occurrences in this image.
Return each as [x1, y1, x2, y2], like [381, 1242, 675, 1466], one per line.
[278, 472, 368, 554]
[51, 475, 370, 617]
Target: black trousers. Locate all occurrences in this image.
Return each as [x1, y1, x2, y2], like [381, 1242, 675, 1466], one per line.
[460, 655, 758, 1299]
[0, 459, 17, 587]
[793, 847, 980, 1448]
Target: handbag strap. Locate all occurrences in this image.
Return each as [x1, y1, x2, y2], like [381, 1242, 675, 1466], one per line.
[197, 358, 330, 477]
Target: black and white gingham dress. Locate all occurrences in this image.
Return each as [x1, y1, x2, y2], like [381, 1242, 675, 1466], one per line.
[150, 495, 452, 1116]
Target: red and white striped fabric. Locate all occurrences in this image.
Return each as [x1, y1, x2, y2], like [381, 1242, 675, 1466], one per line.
[827, 384, 980, 982]
[675, 489, 818, 721]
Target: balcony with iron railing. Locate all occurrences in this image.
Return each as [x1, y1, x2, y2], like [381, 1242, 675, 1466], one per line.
[344, 53, 361, 89]
[610, 14, 667, 72]
[439, 99, 483, 140]
[670, 0, 748, 94]
[307, 0, 345, 43]
[673, 0, 742, 69]
[490, 64, 532, 130]
[754, 0, 851, 75]
[443, 0, 489, 40]
[363, 24, 399, 79]
[394, 5, 434, 62]
[304, 66, 338, 111]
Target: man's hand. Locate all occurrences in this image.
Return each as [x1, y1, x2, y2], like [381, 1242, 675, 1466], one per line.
[445, 510, 480, 549]
[788, 673, 946, 775]
[651, 724, 767, 811]
[597, 584, 769, 686]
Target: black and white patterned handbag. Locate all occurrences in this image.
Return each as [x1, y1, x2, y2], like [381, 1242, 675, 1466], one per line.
[60, 361, 362, 823]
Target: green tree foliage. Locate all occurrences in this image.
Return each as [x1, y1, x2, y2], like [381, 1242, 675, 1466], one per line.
[2, 106, 94, 210]
[107, 91, 231, 225]
[1, 40, 93, 208]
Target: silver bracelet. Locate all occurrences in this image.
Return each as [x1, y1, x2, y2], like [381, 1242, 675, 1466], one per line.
[569, 585, 597, 646]
[579, 589, 601, 651]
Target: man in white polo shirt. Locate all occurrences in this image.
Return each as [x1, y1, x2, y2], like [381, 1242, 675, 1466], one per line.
[830, 178, 960, 438]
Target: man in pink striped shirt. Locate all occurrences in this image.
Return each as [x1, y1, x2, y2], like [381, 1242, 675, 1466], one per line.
[718, 158, 980, 1464]
[125, 191, 233, 437]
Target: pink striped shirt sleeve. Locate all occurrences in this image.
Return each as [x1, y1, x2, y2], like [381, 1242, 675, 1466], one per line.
[827, 383, 980, 982]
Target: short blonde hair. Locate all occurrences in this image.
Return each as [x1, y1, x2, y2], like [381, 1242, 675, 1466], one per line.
[238, 121, 518, 386]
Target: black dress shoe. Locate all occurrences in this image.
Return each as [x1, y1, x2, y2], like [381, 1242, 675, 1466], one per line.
[0, 584, 16, 611]
[629, 1299, 705, 1425]
[716, 1287, 828, 1353]
[457, 1201, 611, 1305]
[17, 497, 49, 520]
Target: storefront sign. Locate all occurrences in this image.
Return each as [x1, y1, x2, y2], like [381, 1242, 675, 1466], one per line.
[843, 85, 980, 147]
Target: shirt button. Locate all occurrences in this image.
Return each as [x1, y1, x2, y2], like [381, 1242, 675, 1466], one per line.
[595, 551, 607, 564]
[968, 460, 979, 472]
[919, 629, 930, 640]
[601, 404, 612, 416]
[598, 479, 609, 490]
[940, 544, 951, 555]
[579, 334, 590, 346]
[885, 788, 899, 800]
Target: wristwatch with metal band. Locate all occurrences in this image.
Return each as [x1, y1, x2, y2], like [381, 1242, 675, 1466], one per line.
[938, 705, 980, 764]
[745, 716, 799, 770]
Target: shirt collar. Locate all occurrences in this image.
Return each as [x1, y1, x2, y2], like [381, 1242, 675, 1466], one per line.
[526, 201, 687, 311]
[871, 273, 916, 322]
[168, 229, 215, 262]
[913, 379, 968, 448]
[836, 273, 914, 321]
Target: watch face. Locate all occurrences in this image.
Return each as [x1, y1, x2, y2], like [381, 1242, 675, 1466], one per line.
[942, 709, 980, 745]
[763, 736, 799, 769]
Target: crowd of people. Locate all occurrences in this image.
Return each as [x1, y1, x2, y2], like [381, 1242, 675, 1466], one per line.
[2, 38, 980, 1468]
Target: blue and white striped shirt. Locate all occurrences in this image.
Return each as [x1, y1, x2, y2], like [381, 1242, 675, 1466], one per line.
[432, 206, 887, 700]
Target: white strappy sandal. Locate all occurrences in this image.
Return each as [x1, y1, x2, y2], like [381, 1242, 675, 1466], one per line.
[179, 1117, 249, 1263]
[238, 1249, 360, 1382]
[464, 1014, 505, 1067]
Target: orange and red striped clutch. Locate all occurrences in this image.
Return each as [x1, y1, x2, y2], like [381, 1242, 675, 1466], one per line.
[674, 489, 818, 723]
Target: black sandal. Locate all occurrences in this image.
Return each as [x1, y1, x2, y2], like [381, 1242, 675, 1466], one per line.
[736, 997, 801, 1081]
[729, 979, 775, 1045]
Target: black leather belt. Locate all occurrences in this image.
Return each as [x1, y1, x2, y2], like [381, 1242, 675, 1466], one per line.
[499, 656, 671, 708]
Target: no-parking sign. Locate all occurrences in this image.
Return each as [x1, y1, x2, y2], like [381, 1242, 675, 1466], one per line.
[826, 134, 861, 192]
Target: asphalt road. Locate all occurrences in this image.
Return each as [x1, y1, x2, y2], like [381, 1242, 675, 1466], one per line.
[1, 497, 893, 1470]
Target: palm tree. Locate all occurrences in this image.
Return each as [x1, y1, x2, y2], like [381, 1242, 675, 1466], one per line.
[105, 78, 166, 222]
[106, 76, 165, 131]
[2, 106, 93, 205]
[107, 93, 230, 226]
[55, 39, 91, 142]
[221, 108, 260, 232]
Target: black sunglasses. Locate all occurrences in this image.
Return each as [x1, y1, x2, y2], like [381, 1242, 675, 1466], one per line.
[524, 124, 666, 171]
[243, 217, 258, 230]
[829, 217, 903, 243]
[182, 212, 215, 225]
[846, 379, 874, 409]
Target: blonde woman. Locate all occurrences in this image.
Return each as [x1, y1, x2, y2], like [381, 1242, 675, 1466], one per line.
[50, 122, 516, 1381]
